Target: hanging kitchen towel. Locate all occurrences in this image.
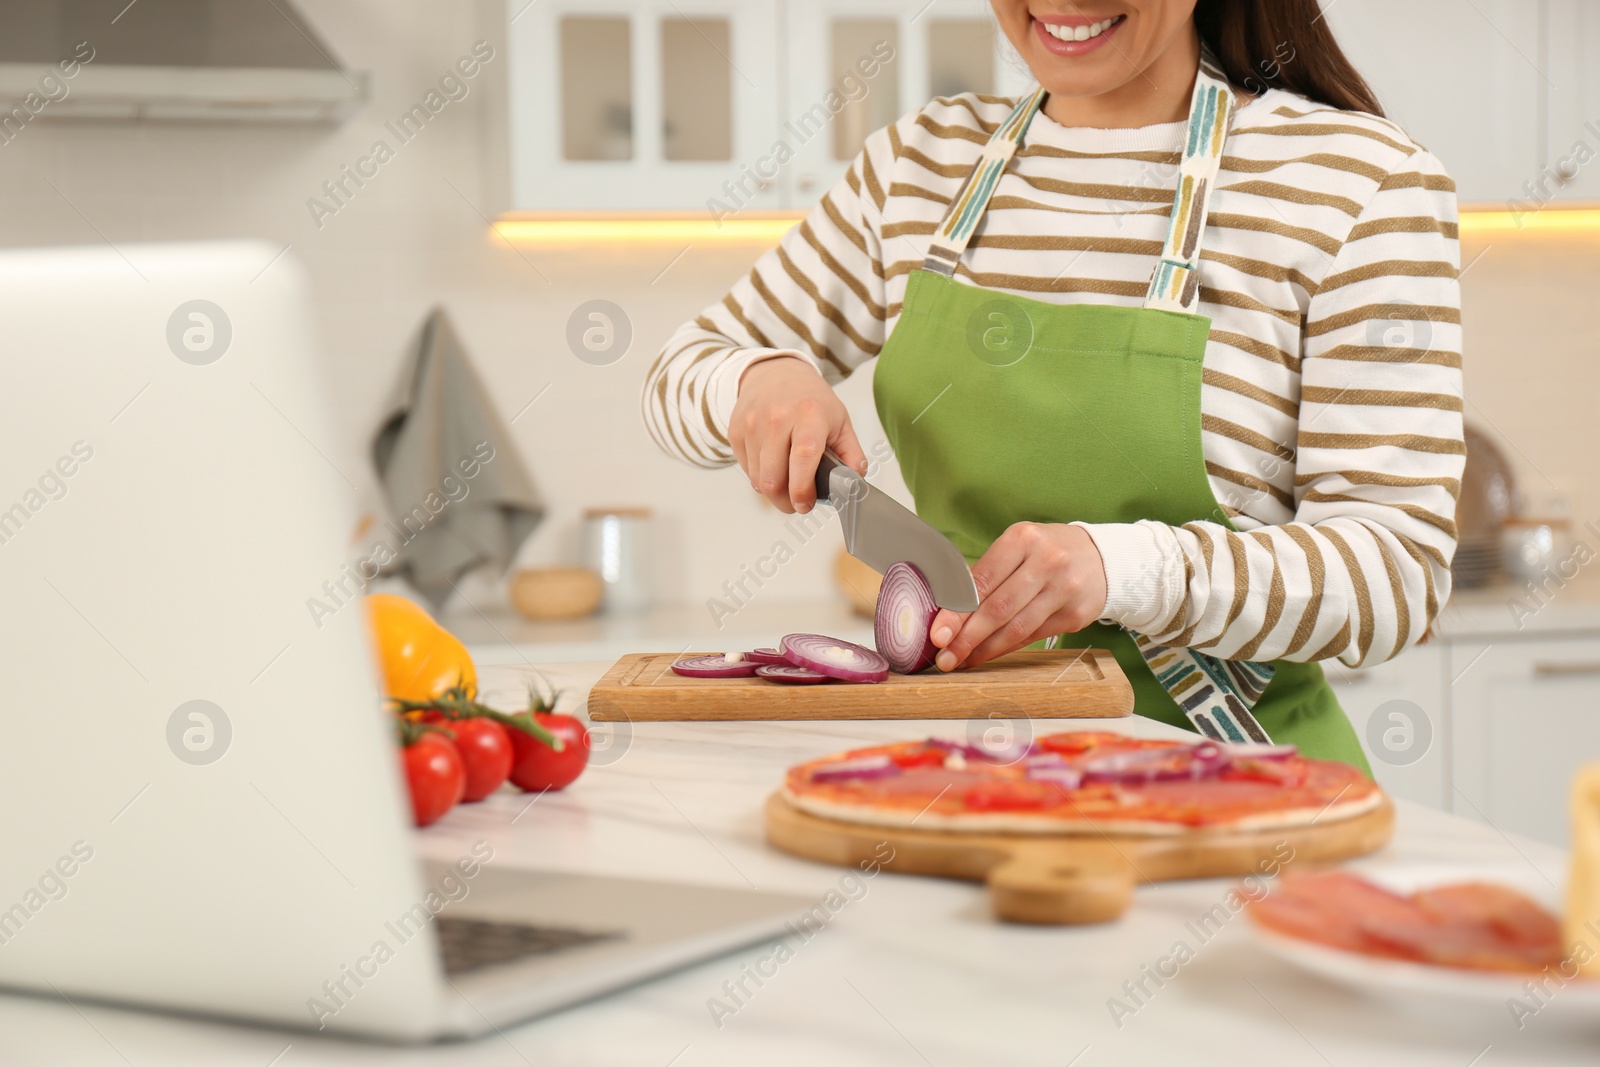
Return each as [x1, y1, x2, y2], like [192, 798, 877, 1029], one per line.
[372, 307, 544, 611]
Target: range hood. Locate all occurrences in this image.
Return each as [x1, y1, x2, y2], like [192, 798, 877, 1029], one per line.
[0, 0, 368, 123]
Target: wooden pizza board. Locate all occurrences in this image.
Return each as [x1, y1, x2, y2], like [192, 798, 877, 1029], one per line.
[764, 792, 1396, 925]
[586, 649, 1133, 722]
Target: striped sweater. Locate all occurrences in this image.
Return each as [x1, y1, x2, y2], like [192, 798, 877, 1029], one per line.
[643, 84, 1464, 669]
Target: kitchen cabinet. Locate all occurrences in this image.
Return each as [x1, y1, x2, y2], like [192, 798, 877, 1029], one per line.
[1448, 634, 1600, 847]
[507, 0, 784, 211]
[780, 0, 1026, 205]
[510, 1, 1600, 210]
[1542, 0, 1600, 202]
[505, 0, 1016, 211]
[1326, 0, 1600, 207]
[1324, 0, 1542, 205]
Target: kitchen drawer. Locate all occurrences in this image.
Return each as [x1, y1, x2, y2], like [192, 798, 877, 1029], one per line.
[1448, 634, 1600, 846]
[1324, 644, 1449, 810]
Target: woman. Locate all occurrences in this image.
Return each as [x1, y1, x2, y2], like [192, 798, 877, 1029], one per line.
[643, 0, 1463, 771]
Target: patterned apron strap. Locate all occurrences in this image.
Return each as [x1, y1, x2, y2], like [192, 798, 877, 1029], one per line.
[1130, 65, 1278, 745]
[922, 87, 1048, 276]
[1143, 65, 1234, 314]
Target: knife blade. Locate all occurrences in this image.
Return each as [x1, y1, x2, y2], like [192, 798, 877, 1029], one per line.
[813, 451, 979, 612]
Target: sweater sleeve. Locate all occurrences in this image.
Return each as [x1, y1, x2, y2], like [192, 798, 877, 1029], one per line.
[641, 126, 899, 468]
[1079, 146, 1464, 667]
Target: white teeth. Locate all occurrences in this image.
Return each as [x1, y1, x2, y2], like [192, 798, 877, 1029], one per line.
[1042, 16, 1119, 43]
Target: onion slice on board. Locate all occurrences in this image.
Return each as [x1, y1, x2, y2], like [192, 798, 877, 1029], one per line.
[745, 648, 790, 666]
[874, 561, 939, 674]
[670, 655, 761, 678]
[779, 633, 890, 683]
[755, 664, 832, 685]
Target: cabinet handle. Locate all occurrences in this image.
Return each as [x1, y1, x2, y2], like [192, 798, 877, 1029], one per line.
[1327, 671, 1370, 685]
[1533, 660, 1600, 676]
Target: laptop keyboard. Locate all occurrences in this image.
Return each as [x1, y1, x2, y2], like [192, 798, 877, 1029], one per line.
[435, 916, 623, 976]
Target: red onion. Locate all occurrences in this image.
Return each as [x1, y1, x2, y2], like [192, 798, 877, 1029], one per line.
[1079, 741, 1234, 784]
[756, 664, 832, 685]
[1026, 765, 1085, 789]
[874, 561, 938, 674]
[745, 648, 790, 666]
[926, 737, 1039, 763]
[810, 755, 902, 782]
[1222, 742, 1299, 760]
[779, 633, 889, 683]
[670, 654, 761, 678]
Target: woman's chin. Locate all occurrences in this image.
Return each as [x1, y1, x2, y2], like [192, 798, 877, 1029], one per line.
[1027, 60, 1139, 104]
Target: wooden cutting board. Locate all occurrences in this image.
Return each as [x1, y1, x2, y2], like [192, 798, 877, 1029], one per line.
[586, 649, 1133, 722]
[765, 792, 1396, 924]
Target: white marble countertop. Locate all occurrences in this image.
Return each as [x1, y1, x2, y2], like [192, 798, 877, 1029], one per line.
[1, 662, 1590, 1065]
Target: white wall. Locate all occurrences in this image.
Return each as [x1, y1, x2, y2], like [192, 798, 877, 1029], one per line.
[0, 0, 1592, 628]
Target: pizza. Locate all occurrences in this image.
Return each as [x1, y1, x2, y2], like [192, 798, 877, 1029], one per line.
[1249, 870, 1567, 974]
[780, 731, 1383, 836]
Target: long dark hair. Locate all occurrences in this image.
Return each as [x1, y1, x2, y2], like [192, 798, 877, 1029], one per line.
[1194, 0, 1385, 116]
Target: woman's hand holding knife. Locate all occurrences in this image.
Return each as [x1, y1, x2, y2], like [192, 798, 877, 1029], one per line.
[733, 359, 1106, 671]
[731, 356, 869, 514]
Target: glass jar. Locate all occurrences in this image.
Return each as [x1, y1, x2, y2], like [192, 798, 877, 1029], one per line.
[580, 507, 652, 613]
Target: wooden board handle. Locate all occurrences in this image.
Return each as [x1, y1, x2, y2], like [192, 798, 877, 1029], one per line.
[985, 845, 1137, 925]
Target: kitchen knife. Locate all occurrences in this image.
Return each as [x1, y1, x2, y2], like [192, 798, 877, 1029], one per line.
[814, 451, 979, 612]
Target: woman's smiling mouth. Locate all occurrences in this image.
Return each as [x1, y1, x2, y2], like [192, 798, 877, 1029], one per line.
[1032, 12, 1128, 55]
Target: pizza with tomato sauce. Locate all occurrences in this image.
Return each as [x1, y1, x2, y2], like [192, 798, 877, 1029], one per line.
[781, 732, 1383, 836]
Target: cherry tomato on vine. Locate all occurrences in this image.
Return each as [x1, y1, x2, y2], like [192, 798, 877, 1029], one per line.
[402, 732, 466, 826]
[439, 717, 514, 802]
[506, 711, 590, 792]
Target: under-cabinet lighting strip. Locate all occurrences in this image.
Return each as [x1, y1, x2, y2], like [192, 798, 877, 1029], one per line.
[1457, 207, 1600, 233]
[490, 207, 1600, 245]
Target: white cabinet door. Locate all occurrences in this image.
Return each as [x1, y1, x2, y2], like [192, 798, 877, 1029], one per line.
[1324, 646, 1449, 810]
[784, 1, 1014, 205]
[1323, 0, 1542, 204]
[1542, 0, 1600, 202]
[508, 0, 783, 210]
[1449, 635, 1600, 846]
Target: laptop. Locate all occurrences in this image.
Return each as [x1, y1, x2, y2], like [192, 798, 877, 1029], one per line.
[0, 241, 809, 1041]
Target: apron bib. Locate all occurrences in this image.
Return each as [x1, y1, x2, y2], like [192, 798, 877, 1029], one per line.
[873, 71, 1370, 773]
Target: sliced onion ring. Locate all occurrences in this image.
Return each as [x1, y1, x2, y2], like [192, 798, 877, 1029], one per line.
[1079, 741, 1234, 784]
[1026, 765, 1085, 789]
[810, 754, 902, 782]
[1222, 742, 1299, 760]
[874, 561, 938, 674]
[926, 737, 1039, 763]
[745, 648, 790, 666]
[779, 633, 889, 683]
[755, 664, 831, 685]
[670, 654, 761, 678]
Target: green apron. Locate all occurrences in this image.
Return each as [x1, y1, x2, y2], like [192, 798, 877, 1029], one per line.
[873, 69, 1370, 774]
